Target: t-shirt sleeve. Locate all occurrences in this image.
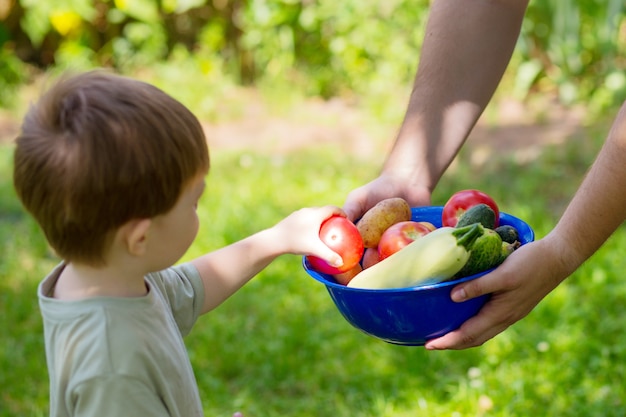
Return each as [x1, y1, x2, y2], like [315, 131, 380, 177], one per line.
[146, 263, 205, 337]
[69, 376, 170, 417]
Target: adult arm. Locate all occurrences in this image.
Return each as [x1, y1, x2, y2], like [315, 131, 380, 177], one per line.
[343, 0, 529, 220]
[425, 101, 626, 349]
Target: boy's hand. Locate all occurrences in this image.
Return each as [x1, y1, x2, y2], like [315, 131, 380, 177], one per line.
[274, 205, 346, 268]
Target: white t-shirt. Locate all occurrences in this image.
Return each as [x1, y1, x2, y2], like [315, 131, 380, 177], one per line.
[38, 262, 206, 417]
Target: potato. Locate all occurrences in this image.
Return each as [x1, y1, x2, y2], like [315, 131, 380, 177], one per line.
[356, 197, 412, 248]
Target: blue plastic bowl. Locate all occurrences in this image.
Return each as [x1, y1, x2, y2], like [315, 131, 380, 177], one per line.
[303, 206, 534, 346]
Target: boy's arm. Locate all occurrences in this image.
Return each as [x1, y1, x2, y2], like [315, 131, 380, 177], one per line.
[191, 206, 345, 315]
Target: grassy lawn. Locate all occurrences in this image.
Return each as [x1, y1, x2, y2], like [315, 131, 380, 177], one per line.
[1, 107, 625, 416]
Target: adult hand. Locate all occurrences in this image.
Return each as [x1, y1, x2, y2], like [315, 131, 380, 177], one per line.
[424, 236, 568, 350]
[342, 173, 432, 222]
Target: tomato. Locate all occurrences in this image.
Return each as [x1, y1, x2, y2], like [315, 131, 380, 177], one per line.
[441, 189, 500, 227]
[306, 215, 364, 275]
[418, 221, 437, 232]
[378, 220, 432, 260]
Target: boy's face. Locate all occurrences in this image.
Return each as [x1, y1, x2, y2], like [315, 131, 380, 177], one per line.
[146, 172, 207, 271]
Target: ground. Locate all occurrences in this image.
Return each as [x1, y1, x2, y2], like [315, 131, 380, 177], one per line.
[199, 94, 589, 166]
[0, 91, 588, 161]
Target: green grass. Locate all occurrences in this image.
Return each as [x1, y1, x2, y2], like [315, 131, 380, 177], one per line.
[2, 110, 626, 416]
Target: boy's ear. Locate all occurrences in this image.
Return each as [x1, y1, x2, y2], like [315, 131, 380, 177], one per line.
[122, 218, 152, 257]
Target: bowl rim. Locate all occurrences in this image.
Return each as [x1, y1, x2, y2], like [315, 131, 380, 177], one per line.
[303, 205, 534, 293]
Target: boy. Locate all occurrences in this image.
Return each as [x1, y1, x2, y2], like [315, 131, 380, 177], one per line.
[13, 70, 345, 417]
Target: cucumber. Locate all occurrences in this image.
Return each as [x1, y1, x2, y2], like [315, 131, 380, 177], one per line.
[498, 240, 521, 264]
[347, 224, 484, 289]
[456, 203, 496, 229]
[454, 228, 503, 278]
[495, 225, 519, 244]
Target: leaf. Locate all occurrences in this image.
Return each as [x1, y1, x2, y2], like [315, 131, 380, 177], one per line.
[514, 59, 543, 98]
[49, 10, 82, 36]
[162, 0, 206, 14]
[114, 0, 159, 22]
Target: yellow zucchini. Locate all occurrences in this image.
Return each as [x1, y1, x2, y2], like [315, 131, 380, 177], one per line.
[347, 224, 484, 289]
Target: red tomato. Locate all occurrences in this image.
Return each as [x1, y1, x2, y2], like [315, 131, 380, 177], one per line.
[378, 221, 432, 260]
[306, 216, 364, 275]
[441, 189, 500, 227]
[418, 221, 437, 232]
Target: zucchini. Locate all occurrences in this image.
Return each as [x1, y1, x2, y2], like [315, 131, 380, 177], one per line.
[347, 224, 484, 289]
[456, 203, 496, 229]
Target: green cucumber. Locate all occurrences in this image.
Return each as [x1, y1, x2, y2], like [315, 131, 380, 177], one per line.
[495, 225, 519, 244]
[453, 228, 503, 278]
[498, 240, 521, 264]
[456, 203, 497, 229]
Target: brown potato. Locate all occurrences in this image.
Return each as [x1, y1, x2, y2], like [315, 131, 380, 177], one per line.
[356, 198, 412, 248]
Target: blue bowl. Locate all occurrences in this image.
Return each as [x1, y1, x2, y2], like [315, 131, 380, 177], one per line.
[303, 206, 534, 346]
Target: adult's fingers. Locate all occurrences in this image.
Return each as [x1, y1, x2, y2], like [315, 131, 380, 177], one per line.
[450, 267, 511, 302]
[424, 297, 515, 349]
[342, 185, 372, 222]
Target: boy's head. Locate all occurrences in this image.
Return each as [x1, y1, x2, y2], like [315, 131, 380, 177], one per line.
[13, 70, 210, 266]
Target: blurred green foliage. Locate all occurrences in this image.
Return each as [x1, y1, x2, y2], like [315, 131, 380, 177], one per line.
[1, 0, 625, 110]
[519, 0, 626, 110]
